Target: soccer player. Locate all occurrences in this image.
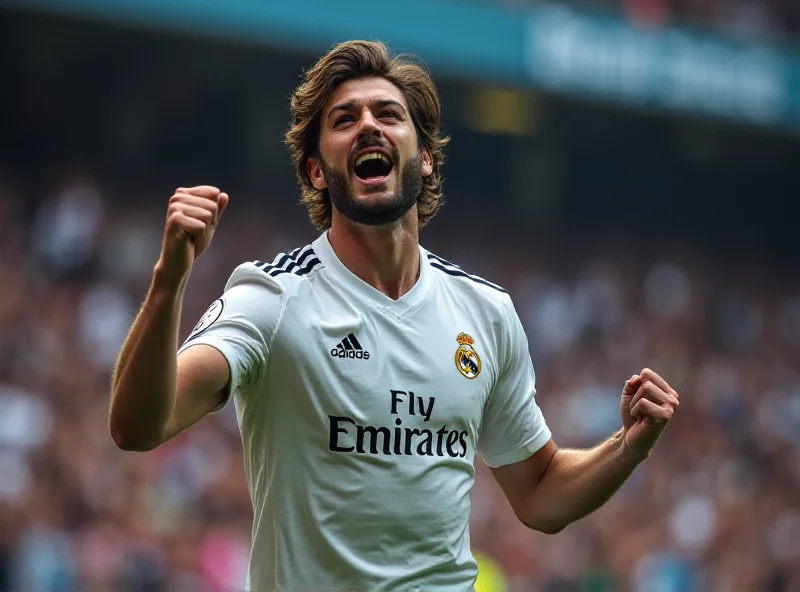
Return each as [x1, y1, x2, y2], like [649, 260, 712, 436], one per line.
[109, 41, 679, 591]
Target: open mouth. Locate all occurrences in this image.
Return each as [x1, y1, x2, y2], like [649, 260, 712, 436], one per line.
[353, 152, 393, 181]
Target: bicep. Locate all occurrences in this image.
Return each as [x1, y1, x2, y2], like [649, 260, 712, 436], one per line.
[162, 265, 282, 442]
[161, 344, 231, 443]
[490, 439, 557, 524]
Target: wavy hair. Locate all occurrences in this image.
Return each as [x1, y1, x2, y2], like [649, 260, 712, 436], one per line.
[285, 40, 449, 230]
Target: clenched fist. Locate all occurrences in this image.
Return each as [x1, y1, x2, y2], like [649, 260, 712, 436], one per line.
[619, 368, 679, 460]
[157, 185, 229, 282]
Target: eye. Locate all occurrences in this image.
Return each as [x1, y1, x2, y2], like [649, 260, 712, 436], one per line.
[380, 110, 401, 120]
[334, 115, 355, 127]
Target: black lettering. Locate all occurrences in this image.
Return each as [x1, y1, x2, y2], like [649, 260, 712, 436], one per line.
[459, 431, 468, 457]
[328, 415, 355, 452]
[408, 391, 415, 416]
[390, 390, 406, 415]
[393, 417, 403, 454]
[356, 425, 391, 455]
[405, 428, 421, 455]
[330, 349, 338, 356]
[446, 430, 460, 457]
[417, 430, 434, 456]
[364, 351, 370, 359]
[418, 396, 434, 422]
[436, 425, 447, 456]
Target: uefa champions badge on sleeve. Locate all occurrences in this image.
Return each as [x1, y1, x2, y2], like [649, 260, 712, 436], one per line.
[454, 333, 481, 379]
[189, 298, 224, 338]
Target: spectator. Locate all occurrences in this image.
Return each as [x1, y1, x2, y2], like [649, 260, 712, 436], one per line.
[1, 174, 798, 590]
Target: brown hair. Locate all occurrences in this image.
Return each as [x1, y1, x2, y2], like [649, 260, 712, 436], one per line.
[285, 40, 449, 230]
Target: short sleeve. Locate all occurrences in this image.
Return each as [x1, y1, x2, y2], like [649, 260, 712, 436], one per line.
[479, 297, 551, 468]
[178, 262, 284, 411]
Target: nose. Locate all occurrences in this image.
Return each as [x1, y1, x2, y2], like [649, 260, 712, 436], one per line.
[357, 108, 382, 140]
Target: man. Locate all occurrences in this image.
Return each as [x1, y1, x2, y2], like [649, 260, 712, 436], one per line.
[109, 40, 679, 591]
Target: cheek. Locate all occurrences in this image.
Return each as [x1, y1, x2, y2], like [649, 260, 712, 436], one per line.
[330, 142, 355, 170]
[319, 134, 346, 162]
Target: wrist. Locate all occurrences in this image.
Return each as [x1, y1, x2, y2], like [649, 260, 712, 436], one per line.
[618, 428, 650, 465]
[152, 260, 192, 294]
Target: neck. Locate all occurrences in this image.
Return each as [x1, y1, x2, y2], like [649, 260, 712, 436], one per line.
[327, 208, 420, 300]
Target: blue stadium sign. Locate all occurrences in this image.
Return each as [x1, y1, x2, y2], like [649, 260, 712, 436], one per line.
[7, 0, 800, 132]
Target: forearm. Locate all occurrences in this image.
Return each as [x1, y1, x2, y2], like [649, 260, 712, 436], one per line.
[527, 430, 643, 533]
[109, 265, 189, 451]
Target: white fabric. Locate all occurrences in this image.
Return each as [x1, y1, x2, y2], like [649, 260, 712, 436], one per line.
[179, 232, 551, 591]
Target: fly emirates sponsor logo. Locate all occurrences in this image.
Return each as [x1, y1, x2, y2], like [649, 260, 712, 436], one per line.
[328, 390, 469, 458]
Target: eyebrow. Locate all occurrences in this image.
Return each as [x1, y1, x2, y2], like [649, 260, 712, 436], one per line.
[327, 99, 407, 121]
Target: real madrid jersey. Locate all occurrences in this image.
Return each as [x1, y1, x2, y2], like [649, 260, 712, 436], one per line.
[178, 232, 551, 592]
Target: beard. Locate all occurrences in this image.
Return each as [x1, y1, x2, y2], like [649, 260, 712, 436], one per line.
[321, 149, 423, 227]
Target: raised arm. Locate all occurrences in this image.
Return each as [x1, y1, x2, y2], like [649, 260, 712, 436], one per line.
[109, 186, 230, 451]
[492, 370, 679, 534]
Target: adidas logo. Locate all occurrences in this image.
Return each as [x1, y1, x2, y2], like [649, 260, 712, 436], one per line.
[330, 333, 371, 360]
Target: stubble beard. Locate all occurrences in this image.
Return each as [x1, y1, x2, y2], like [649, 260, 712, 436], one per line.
[321, 151, 424, 227]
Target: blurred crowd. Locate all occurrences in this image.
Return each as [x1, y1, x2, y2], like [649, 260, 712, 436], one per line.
[498, 0, 800, 40]
[1, 174, 800, 592]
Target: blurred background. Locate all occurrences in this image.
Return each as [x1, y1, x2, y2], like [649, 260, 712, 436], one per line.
[1, 0, 799, 591]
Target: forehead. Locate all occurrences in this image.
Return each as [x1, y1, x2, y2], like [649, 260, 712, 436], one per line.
[324, 76, 409, 112]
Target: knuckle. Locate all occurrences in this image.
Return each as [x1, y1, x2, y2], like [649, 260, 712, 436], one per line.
[199, 186, 220, 197]
[167, 207, 184, 222]
[169, 194, 187, 208]
[166, 216, 183, 232]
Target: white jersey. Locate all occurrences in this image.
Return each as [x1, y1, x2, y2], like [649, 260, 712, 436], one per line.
[179, 232, 551, 592]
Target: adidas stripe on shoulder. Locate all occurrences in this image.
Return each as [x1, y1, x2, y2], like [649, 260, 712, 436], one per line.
[427, 252, 507, 294]
[254, 245, 323, 278]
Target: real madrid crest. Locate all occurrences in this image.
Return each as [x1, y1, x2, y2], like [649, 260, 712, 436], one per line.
[189, 298, 224, 338]
[455, 332, 481, 379]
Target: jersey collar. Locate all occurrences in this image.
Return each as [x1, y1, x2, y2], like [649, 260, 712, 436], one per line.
[312, 231, 432, 316]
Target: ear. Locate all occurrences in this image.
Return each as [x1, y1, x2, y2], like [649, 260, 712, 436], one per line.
[421, 148, 434, 178]
[307, 158, 327, 190]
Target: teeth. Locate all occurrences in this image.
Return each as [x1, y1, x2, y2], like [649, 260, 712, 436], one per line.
[355, 152, 390, 167]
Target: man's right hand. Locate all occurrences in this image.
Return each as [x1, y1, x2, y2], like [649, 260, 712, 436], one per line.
[110, 185, 230, 452]
[157, 185, 229, 282]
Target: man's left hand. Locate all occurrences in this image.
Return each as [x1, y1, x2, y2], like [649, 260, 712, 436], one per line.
[619, 369, 679, 460]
